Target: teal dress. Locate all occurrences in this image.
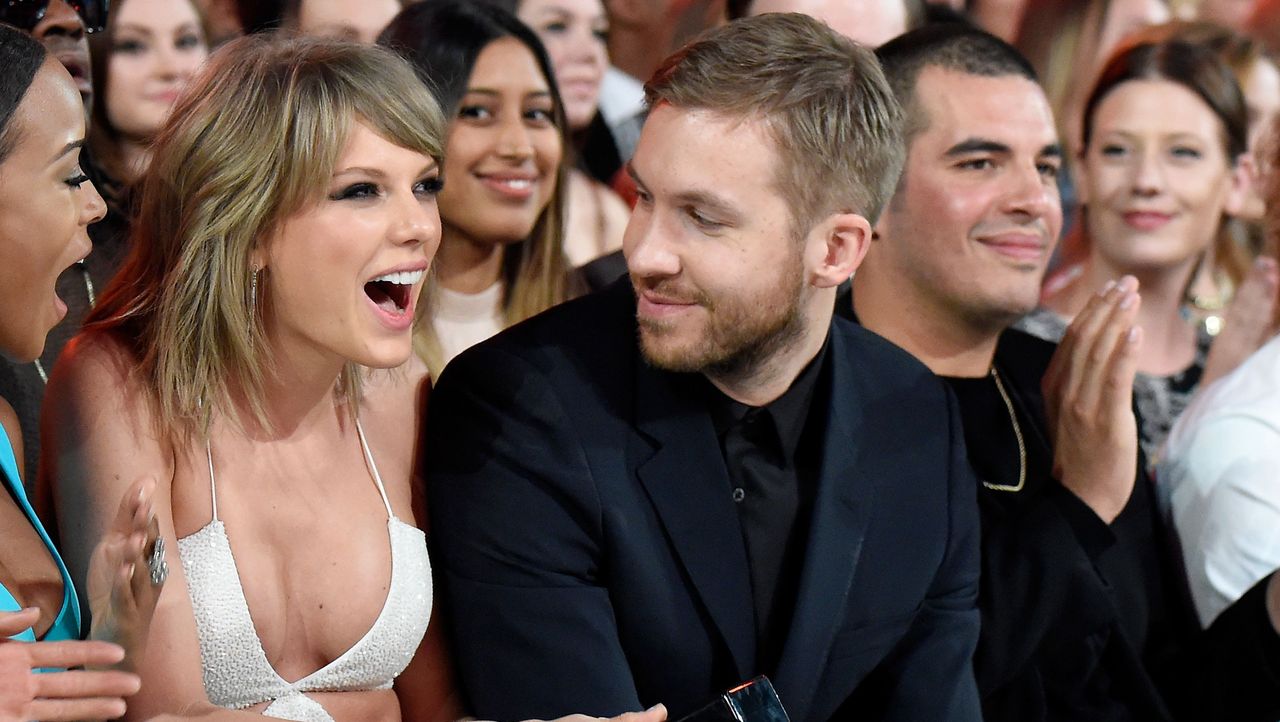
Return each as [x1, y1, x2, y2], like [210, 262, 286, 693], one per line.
[0, 422, 81, 642]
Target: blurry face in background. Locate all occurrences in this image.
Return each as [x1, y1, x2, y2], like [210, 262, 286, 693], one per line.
[297, 0, 401, 44]
[439, 37, 562, 247]
[1240, 56, 1280, 219]
[1079, 79, 1245, 276]
[31, 0, 93, 115]
[748, 0, 907, 47]
[518, 0, 609, 131]
[0, 60, 106, 362]
[106, 0, 208, 141]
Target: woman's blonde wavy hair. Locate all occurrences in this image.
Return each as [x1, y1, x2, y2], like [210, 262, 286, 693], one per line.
[86, 33, 446, 443]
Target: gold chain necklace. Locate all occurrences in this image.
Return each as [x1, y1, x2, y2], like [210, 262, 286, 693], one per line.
[983, 367, 1026, 493]
[32, 261, 96, 384]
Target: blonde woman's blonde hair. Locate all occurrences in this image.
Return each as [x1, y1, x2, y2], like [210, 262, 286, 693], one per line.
[86, 33, 446, 443]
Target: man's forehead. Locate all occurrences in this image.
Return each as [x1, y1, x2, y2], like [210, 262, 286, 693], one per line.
[915, 67, 1058, 149]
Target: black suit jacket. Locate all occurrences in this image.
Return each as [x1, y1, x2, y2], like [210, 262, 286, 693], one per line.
[425, 281, 983, 722]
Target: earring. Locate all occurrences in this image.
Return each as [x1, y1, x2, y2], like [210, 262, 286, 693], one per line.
[249, 266, 260, 330]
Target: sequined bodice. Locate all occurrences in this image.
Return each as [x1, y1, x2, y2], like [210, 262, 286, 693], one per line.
[176, 421, 431, 721]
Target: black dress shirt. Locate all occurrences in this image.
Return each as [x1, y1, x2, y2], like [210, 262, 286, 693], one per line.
[706, 339, 830, 674]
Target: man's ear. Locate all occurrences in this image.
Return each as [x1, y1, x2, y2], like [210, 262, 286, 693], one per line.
[804, 211, 872, 289]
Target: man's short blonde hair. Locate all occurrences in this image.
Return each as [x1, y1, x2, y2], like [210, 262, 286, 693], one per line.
[645, 13, 905, 236]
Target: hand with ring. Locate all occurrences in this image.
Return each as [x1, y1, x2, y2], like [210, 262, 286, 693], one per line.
[86, 477, 165, 673]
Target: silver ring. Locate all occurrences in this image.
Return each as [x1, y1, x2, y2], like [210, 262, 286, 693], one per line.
[148, 536, 169, 586]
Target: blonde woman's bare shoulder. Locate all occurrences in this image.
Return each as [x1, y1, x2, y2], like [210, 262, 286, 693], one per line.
[45, 331, 152, 423]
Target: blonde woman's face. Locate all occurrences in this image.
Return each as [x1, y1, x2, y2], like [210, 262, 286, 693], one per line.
[439, 37, 562, 248]
[106, 0, 208, 141]
[0, 61, 105, 362]
[262, 123, 441, 370]
[1080, 79, 1245, 275]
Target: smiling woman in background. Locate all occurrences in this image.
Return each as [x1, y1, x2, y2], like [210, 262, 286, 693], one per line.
[382, 0, 576, 377]
[1027, 39, 1256, 465]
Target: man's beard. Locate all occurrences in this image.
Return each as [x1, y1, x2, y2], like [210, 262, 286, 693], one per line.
[634, 256, 808, 382]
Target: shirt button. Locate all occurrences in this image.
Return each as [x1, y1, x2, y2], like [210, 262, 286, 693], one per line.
[732, 487, 746, 503]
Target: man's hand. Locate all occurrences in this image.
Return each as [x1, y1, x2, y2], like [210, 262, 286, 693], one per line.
[1042, 276, 1143, 524]
[0, 608, 140, 722]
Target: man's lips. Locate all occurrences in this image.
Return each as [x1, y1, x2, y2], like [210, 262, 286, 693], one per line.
[977, 234, 1048, 262]
[1123, 211, 1175, 231]
[636, 290, 699, 319]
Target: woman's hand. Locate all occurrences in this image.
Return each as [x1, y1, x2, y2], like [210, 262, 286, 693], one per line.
[86, 477, 165, 672]
[0, 607, 140, 722]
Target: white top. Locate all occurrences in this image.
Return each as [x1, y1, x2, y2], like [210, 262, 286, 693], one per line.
[432, 282, 504, 371]
[177, 420, 431, 721]
[1159, 334, 1280, 627]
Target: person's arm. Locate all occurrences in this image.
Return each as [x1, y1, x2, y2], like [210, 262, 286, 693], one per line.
[1166, 416, 1280, 627]
[849, 388, 983, 720]
[977, 279, 1143, 707]
[426, 344, 645, 720]
[41, 336, 265, 722]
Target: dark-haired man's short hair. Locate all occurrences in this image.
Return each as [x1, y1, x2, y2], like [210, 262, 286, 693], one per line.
[876, 24, 1037, 141]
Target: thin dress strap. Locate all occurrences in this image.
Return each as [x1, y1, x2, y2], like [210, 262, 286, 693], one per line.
[205, 437, 219, 521]
[354, 419, 394, 518]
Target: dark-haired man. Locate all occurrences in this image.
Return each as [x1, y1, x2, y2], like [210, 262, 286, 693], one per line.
[853, 22, 1280, 721]
[426, 13, 982, 722]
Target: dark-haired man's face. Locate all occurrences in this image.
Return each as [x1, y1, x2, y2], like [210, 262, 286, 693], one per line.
[32, 0, 93, 116]
[873, 66, 1062, 332]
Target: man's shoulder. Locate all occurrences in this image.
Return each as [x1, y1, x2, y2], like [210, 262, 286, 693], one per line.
[830, 315, 951, 401]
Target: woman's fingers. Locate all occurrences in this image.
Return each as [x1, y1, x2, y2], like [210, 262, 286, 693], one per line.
[0, 608, 40, 638]
[24, 640, 126, 669]
[31, 668, 141, 699]
[25, 696, 128, 722]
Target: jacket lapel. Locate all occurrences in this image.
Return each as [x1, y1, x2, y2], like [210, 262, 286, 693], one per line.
[631, 360, 757, 680]
[772, 326, 877, 721]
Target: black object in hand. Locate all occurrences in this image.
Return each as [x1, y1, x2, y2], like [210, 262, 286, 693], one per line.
[675, 676, 790, 722]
